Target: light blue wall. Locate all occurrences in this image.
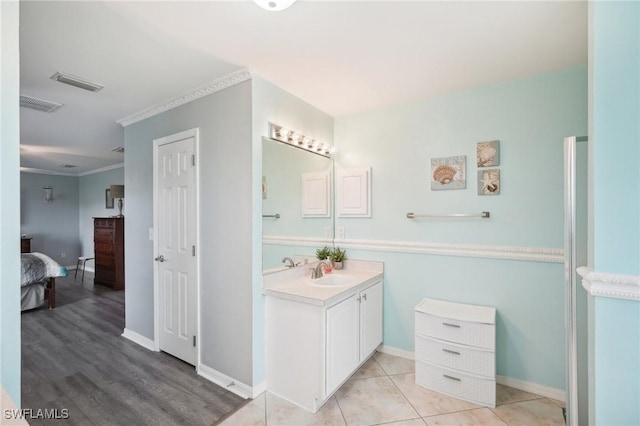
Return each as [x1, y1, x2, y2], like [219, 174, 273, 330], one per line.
[252, 75, 334, 385]
[20, 172, 80, 266]
[591, 2, 640, 425]
[0, 0, 21, 404]
[78, 167, 124, 259]
[125, 81, 255, 385]
[335, 66, 587, 390]
[593, 1, 640, 276]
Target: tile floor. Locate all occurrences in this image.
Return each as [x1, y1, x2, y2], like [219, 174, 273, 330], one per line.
[219, 352, 566, 426]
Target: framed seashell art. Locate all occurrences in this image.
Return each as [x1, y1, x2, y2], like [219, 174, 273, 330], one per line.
[431, 156, 466, 190]
[477, 140, 500, 167]
[478, 169, 500, 195]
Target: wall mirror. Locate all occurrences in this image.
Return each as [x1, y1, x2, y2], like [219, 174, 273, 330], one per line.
[262, 137, 334, 272]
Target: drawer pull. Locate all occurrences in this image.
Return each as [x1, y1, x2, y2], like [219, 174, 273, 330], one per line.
[442, 348, 460, 355]
[443, 374, 461, 382]
[442, 322, 461, 328]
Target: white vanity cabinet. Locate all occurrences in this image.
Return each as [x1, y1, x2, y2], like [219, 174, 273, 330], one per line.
[266, 280, 383, 413]
[326, 281, 383, 394]
[414, 298, 496, 407]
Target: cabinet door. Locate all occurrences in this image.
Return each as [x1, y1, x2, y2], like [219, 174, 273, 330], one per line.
[360, 281, 383, 360]
[326, 293, 359, 395]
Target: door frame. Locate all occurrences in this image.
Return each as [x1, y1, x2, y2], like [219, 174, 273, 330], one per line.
[152, 128, 200, 369]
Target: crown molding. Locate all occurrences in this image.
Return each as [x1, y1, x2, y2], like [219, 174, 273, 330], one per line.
[264, 235, 563, 263]
[20, 167, 77, 177]
[117, 68, 252, 127]
[20, 163, 124, 177]
[577, 267, 640, 301]
[77, 163, 124, 176]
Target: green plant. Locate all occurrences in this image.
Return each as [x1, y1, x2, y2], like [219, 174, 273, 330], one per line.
[315, 246, 331, 260]
[331, 247, 347, 263]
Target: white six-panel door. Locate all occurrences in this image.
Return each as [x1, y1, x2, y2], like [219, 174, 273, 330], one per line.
[154, 131, 197, 365]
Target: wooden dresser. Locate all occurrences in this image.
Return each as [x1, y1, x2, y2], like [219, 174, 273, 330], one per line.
[21, 237, 32, 253]
[94, 217, 125, 290]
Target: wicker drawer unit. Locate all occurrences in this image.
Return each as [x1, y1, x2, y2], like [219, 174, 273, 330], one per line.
[414, 298, 496, 407]
[94, 217, 124, 290]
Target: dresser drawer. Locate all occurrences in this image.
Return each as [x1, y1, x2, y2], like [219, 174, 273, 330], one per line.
[95, 256, 115, 267]
[95, 242, 115, 255]
[95, 228, 115, 238]
[415, 360, 496, 407]
[94, 219, 115, 229]
[415, 334, 495, 377]
[415, 311, 494, 350]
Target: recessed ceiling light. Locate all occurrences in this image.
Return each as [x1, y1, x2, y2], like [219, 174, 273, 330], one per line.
[51, 72, 104, 92]
[20, 95, 63, 113]
[252, 0, 297, 12]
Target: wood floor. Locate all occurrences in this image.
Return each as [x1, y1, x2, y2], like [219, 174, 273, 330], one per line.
[21, 271, 246, 425]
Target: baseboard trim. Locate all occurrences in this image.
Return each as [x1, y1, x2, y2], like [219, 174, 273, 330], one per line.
[66, 265, 95, 273]
[378, 345, 565, 402]
[197, 363, 257, 399]
[377, 345, 415, 360]
[121, 328, 156, 351]
[496, 374, 565, 402]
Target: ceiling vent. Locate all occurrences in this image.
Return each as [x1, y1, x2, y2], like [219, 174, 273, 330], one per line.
[51, 72, 104, 92]
[20, 95, 63, 113]
[58, 164, 77, 169]
[111, 147, 125, 153]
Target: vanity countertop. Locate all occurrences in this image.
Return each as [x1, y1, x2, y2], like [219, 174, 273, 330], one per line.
[264, 260, 383, 307]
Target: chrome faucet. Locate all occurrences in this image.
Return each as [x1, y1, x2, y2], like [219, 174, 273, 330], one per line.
[311, 261, 329, 279]
[282, 257, 295, 268]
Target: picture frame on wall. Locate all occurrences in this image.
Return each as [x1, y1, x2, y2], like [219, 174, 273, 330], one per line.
[431, 156, 466, 190]
[478, 169, 500, 195]
[477, 140, 500, 167]
[105, 188, 114, 209]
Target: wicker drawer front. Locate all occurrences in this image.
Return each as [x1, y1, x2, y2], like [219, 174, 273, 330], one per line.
[415, 360, 496, 407]
[415, 312, 494, 350]
[415, 335, 495, 377]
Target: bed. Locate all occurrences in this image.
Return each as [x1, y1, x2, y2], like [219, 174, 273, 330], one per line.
[21, 252, 68, 311]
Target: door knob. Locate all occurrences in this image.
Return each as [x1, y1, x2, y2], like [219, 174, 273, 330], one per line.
[154, 255, 165, 262]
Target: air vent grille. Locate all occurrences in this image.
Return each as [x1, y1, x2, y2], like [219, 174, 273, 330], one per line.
[111, 147, 125, 153]
[58, 164, 77, 169]
[20, 95, 63, 113]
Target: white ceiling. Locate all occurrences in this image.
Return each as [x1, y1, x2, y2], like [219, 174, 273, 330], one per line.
[19, 0, 587, 175]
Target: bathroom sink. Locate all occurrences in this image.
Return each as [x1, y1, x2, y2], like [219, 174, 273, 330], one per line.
[307, 274, 355, 287]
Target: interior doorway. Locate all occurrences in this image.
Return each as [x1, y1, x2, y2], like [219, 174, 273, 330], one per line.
[153, 128, 199, 366]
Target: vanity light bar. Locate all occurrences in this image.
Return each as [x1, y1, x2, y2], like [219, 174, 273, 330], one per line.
[268, 122, 335, 158]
